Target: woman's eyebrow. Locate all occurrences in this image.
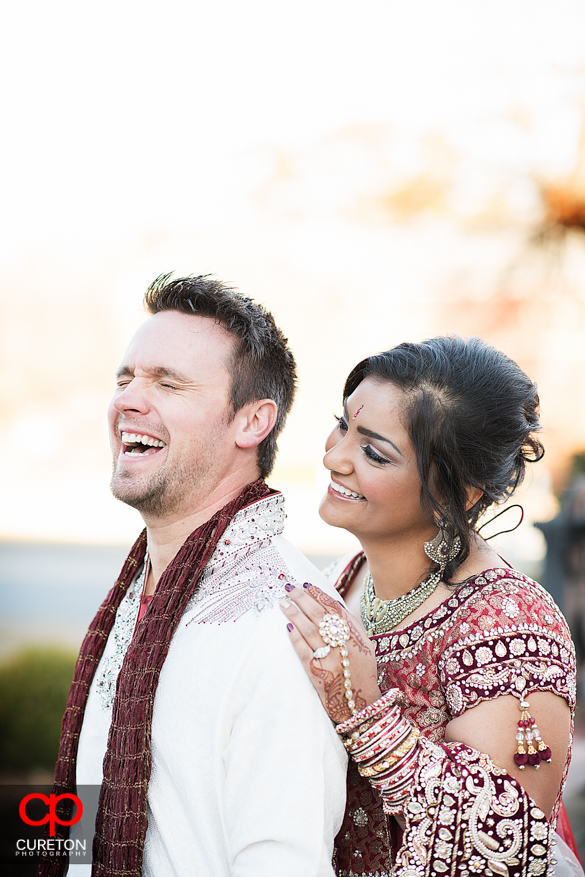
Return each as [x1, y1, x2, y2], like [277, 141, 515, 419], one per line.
[342, 401, 403, 456]
[356, 426, 403, 457]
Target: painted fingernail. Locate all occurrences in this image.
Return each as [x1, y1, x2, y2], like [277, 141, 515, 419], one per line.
[303, 582, 312, 589]
[286, 623, 294, 633]
[285, 583, 295, 592]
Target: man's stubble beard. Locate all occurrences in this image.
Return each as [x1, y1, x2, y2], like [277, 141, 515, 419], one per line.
[110, 455, 205, 519]
[110, 418, 231, 520]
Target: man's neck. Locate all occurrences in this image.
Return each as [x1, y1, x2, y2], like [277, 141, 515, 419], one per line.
[142, 476, 260, 596]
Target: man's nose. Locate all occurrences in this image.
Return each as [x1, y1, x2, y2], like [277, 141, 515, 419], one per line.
[112, 380, 151, 415]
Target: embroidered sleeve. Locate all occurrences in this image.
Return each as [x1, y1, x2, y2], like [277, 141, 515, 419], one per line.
[438, 573, 576, 719]
[395, 739, 553, 877]
[339, 698, 555, 876]
[335, 571, 576, 875]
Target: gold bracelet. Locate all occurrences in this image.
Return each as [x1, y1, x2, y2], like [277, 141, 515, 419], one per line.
[318, 613, 357, 715]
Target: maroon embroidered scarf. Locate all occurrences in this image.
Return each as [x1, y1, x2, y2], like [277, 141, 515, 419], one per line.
[38, 478, 272, 877]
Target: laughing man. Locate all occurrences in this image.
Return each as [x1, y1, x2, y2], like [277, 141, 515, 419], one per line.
[39, 275, 347, 877]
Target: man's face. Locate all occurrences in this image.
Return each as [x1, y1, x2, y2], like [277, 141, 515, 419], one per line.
[108, 310, 240, 522]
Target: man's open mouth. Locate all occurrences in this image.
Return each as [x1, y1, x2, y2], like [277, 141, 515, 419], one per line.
[121, 432, 167, 456]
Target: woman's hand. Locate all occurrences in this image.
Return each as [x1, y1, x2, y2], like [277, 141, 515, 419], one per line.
[280, 583, 381, 723]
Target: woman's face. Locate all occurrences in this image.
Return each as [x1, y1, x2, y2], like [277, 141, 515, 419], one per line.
[319, 376, 437, 547]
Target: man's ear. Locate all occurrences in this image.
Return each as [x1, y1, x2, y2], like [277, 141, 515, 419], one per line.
[234, 399, 278, 449]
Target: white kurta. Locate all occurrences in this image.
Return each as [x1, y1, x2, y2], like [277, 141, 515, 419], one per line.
[72, 494, 347, 877]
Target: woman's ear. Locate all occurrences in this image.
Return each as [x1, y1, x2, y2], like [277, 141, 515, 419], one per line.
[465, 486, 484, 511]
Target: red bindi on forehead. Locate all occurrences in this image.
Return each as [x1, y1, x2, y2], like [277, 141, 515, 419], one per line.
[352, 405, 364, 420]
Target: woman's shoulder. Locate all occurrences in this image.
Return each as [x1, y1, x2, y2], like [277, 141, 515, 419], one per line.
[321, 551, 365, 596]
[439, 567, 577, 716]
[458, 567, 570, 639]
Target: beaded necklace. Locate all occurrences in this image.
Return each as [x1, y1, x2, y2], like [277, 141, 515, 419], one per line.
[361, 527, 461, 635]
[360, 568, 442, 635]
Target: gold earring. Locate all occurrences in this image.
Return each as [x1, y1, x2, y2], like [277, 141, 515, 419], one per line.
[423, 520, 461, 573]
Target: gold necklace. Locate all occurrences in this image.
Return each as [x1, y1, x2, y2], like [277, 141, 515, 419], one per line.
[360, 568, 442, 635]
[360, 526, 461, 635]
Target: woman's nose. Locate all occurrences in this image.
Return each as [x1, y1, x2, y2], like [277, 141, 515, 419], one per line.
[324, 434, 353, 474]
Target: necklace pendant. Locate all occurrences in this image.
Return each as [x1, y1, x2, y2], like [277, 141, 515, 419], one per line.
[372, 597, 387, 623]
[361, 569, 442, 636]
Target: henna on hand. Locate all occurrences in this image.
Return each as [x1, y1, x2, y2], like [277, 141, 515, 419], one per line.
[309, 661, 369, 723]
[284, 583, 381, 717]
[304, 584, 372, 655]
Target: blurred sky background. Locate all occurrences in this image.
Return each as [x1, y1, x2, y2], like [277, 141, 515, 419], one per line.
[3, 0, 585, 651]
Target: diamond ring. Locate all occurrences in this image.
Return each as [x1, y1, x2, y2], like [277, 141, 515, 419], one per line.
[312, 645, 331, 660]
[319, 613, 350, 648]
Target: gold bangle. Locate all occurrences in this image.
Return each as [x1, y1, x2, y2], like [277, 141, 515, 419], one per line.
[356, 727, 420, 777]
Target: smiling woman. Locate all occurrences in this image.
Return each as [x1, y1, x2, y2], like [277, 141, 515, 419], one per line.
[281, 336, 582, 877]
[319, 377, 438, 552]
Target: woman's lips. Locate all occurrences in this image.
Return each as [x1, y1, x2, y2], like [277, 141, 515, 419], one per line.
[328, 480, 365, 501]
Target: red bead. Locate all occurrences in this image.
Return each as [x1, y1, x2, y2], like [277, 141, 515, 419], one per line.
[514, 752, 528, 767]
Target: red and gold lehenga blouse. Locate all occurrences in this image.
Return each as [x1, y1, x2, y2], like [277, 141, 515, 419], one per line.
[328, 554, 580, 877]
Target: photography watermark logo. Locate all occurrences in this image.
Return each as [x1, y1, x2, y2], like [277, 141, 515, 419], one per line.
[20, 792, 83, 836]
[15, 792, 85, 858]
[0, 784, 99, 867]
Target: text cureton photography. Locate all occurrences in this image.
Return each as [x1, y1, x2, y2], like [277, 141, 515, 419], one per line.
[0, 785, 100, 871]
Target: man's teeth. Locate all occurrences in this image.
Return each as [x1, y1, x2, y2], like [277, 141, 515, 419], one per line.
[331, 481, 364, 499]
[121, 432, 166, 448]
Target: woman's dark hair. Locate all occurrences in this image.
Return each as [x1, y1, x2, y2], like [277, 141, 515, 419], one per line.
[343, 336, 544, 581]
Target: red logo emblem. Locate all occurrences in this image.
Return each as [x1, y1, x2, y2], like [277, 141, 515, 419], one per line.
[19, 793, 84, 837]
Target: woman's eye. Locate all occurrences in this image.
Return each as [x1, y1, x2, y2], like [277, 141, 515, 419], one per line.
[363, 445, 391, 465]
[335, 414, 348, 432]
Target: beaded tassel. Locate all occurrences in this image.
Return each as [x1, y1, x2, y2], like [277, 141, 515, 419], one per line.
[513, 698, 552, 769]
